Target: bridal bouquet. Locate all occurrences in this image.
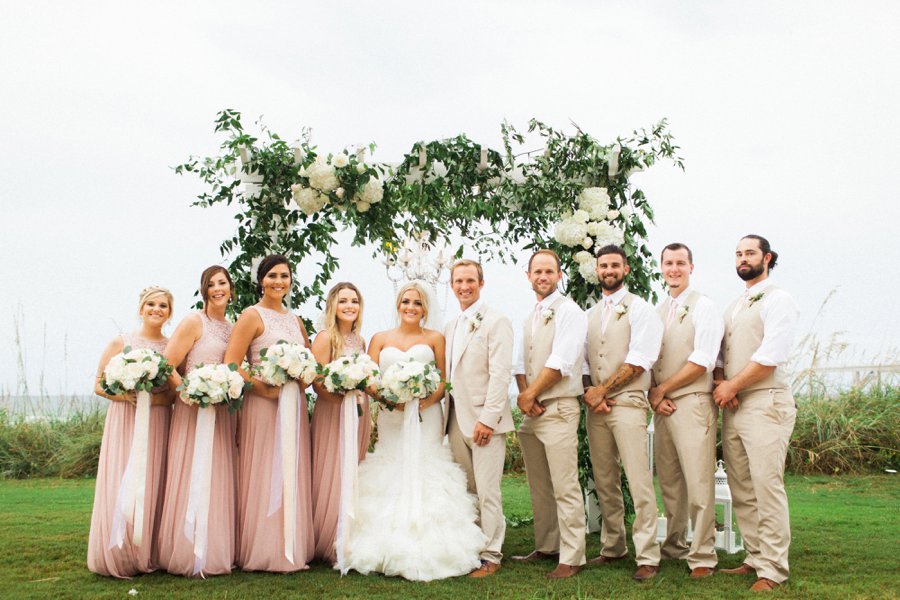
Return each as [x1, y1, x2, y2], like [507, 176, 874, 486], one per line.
[178, 363, 249, 412]
[101, 346, 173, 395]
[377, 359, 443, 407]
[321, 353, 380, 394]
[257, 341, 318, 385]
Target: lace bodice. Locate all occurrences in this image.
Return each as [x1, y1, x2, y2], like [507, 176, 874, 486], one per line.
[248, 305, 305, 365]
[185, 312, 234, 373]
[122, 332, 168, 354]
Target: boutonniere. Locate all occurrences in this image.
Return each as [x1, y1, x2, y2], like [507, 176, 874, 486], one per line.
[541, 308, 555, 324]
[678, 305, 690, 323]
[469, 312, 483, 333]
[748, 292, 765, 307]
[614, 303, 628, 320]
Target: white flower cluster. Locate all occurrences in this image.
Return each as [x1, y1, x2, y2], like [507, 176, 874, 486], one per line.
[378, 359, 442, 405]
[352, 175, 384, 213]
[305, 155, 339, 193]
[102, 347, 171, 394]
[321, 352, 380, 394]
[293, 153, 385, 215]
[554, 186, 627, 282]
[257, 341, 318, 386]
[291, 184, 328, 216]
[179, 363, 246, 409]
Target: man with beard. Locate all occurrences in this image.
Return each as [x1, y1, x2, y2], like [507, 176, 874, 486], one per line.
[582, 245, 663, 581]
[512, 249, 587, 579]
[649, 243, 723, 579]
[714, 234, 798, 592]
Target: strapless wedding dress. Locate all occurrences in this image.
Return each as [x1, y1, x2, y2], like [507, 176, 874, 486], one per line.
[339, 344, 484, 581]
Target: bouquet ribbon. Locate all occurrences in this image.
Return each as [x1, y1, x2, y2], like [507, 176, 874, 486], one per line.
[184, 404, 217, 576]
[399, 399, 423, 530]
[335, 390, 361, 575]
[109, 389, 151, 550]
[268, 380, 301, 565]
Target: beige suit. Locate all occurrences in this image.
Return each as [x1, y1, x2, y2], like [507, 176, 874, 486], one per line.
[652, 291, 718, 569]
[518, 296, 586, 567]
[444, 304, 514, 563]
[585, 291, 661, 566]
[722, 288, 796, 583]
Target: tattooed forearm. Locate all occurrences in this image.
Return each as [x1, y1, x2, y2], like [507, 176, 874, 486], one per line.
[602, 364, 643, 395]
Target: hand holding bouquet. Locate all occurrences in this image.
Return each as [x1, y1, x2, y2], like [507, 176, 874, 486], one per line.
[377, 359, 443, 414]
[101, 346, 173, 399]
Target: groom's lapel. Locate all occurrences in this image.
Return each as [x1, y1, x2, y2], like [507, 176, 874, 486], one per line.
[454, 314, 478, 367]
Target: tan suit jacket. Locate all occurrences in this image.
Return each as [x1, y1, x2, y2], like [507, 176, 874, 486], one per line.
[443, 304, 514, 435]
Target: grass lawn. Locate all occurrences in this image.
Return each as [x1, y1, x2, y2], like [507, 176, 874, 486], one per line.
[0, 474, 897, 599]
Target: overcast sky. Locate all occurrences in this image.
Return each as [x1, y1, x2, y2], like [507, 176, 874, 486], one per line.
[2, 0, 898, 396]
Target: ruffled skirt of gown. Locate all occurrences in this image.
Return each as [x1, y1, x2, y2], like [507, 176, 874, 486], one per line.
[341, 403, 484, 581]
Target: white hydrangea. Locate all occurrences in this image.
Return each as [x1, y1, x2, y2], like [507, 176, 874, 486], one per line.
[292, 184, 327, 216]
[357, 176, 384, 205]
[554, 218, 589, 247]
[306, 156, 339, 192]
[574, 250, 594, 265]
[578, 260, 600, 284]
[572, 209, 590, 223]
[578, 187, 611, 219]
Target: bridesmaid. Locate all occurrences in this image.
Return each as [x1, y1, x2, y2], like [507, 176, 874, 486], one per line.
[157, 266, 238, 576]
[224, 254, 315, 572]
[87, 286, 176, 578]
[310, 283, 372, 565]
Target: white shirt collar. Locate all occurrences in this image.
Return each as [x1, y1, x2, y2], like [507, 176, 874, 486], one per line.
[745, 279, 774, 297]
[602, 287, 629, 305]
[669, 285, 693, 306]
[460, 298, 484, 320]
[538, 289, 562, 309]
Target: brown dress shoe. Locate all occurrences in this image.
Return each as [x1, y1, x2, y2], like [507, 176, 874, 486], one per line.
[720, 563, 756, 575]
[690, 566, 715, 579]
[588, 553, 629, 566]
[468, 561, 501, 578]
[750, 577, 780, 591]
[511, 550, 559, 563]
[546, 564, 582, 579]
[632, 565, 660, 581]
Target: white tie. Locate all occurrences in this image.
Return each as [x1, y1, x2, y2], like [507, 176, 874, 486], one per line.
[600, 298, 614, 335]
[531, 303, 542, 336]
[665, 299, 677, 329]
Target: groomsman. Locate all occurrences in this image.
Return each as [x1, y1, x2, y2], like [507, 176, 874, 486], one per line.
[443, 259, 514, 577]
[648, 243, 723, 578]
[714, 234, 798, 592]
[582, 244, 663, 582]
[512, 249, 587, 579]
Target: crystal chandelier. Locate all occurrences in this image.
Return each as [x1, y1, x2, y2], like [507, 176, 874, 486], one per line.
[383, 231, 451, 286]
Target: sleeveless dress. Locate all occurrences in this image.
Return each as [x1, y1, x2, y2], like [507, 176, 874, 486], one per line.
[236, 305, 315, 572]
[310, 333, 372, 563]
[157, 312, 237, 576]
[341, 344, 484, 581]
[87, 334, 171, 578]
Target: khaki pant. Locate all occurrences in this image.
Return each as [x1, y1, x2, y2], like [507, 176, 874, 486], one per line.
[586, 397, 660, 566]
[518, 396, 586, 566]
[448, 406, 507, 564]
[654, 392, 718, 569]
[723, 387, 796, 583]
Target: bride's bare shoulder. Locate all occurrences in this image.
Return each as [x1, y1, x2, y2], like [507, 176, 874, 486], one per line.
[423, 328, 445, 346]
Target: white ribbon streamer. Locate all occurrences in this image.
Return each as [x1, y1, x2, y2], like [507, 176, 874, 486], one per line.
[335, 391, 361, 575]
[108, 389, 151, 550]
[268, 381, 300, 565]
[184, 405, 217, 576]
[399, 399, 423, 530]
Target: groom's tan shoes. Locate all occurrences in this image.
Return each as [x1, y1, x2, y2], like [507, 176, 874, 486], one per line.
[546, 563, 582, 579]
[468, 561, 501, 578]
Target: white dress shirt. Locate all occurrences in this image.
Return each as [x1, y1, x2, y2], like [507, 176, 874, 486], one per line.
[717, 279, 799, 368]
[449, 298, 484, 370]
[584, 287, 663, 372]
[666, 287, 724, 372]
[513, 290, 587, 378]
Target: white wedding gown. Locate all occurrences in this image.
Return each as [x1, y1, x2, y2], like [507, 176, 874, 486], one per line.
[339, 344, 484, 581]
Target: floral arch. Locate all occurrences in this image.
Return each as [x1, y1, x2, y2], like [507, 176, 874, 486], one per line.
[176, 109, 683, 314]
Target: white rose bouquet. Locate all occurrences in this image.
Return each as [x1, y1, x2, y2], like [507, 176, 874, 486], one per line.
[101, 346, 173, 396]
[257, 340, 318, 386]
[321, 353, 380, 394]
[377, 359, 443, 408]
[178, 363, 249, 412]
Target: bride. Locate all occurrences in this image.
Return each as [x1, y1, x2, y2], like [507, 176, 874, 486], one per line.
[339, 282, 484, 581]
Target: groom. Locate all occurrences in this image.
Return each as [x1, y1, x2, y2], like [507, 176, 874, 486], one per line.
[443, 259, 514, 577]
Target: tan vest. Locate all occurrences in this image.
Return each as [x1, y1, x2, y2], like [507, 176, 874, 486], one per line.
[523, 296, 584, 402]
[586, 291, 652, 398]
[723, 287, 788, 394]
[652, 291, 713, 398]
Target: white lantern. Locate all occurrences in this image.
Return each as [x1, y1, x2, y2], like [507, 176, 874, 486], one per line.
[714, 460, 743, 553]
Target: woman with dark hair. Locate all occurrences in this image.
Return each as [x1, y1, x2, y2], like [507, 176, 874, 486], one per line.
[156, 266, 238, 577]
[310, 282, 371, 565]
[224, 255, 315, 572]
[88, 286, 176, 578]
